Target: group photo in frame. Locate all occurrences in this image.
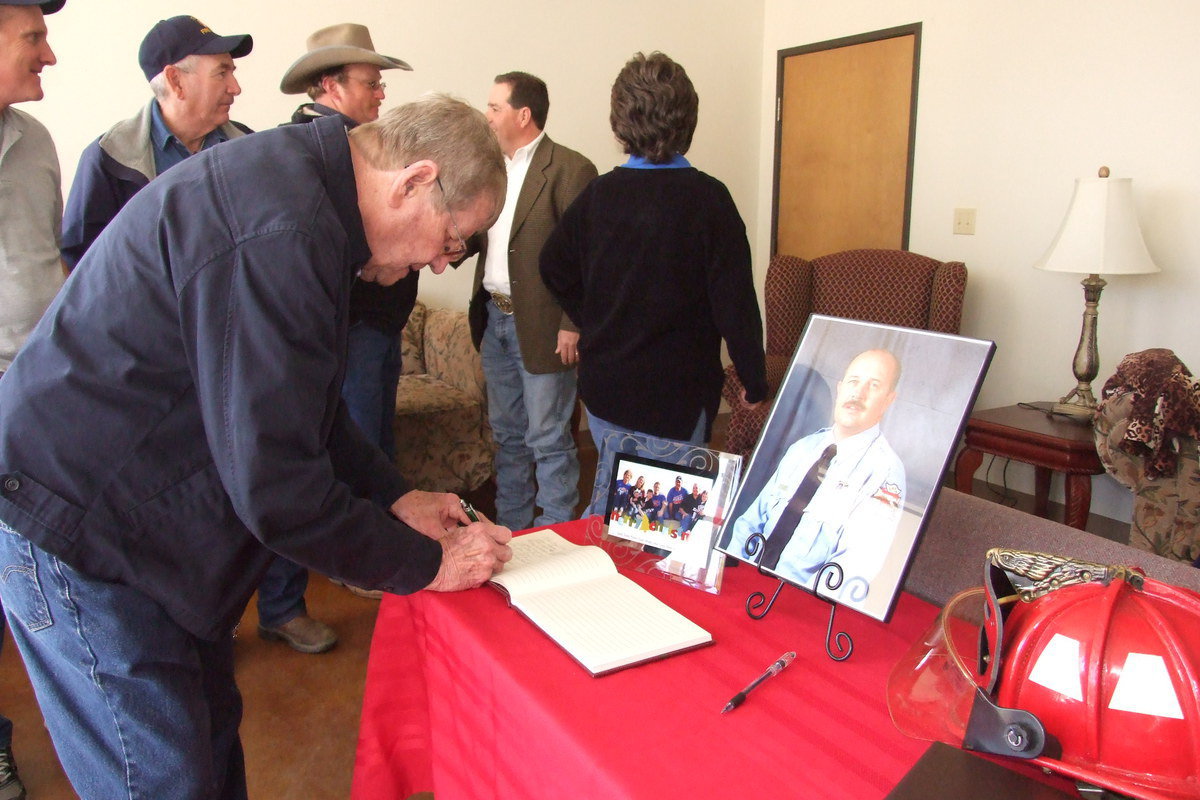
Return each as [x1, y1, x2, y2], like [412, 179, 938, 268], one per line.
[589, 433, 743, 594]
[603, 452, 718, 550]
[716, 315, 995, 621]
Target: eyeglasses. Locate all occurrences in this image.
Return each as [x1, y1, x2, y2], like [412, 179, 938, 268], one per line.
[436, 177, 468, 258]
[347, 77, 387, 92]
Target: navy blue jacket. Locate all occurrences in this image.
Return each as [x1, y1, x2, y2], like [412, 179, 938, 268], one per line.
[0, 116, 441, 639]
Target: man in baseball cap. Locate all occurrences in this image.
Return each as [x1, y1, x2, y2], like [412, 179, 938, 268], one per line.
[138, 13, 251, 81]
[0, 2, 64, 798]
[3, 0, 63, 12]
[61, 15, 253, 267]
[61, 19, 343, 657]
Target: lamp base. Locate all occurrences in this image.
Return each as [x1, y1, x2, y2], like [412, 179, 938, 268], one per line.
[1051, 400, 1096, 421]
[1051, 385, 1097, 421]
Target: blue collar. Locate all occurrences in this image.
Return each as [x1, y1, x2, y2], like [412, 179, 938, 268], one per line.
[621, 153, 691, 169]
[149, 101, 230, 175]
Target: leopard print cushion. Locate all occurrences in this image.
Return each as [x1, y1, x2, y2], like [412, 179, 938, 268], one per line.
[1099, 348, 1200, 480]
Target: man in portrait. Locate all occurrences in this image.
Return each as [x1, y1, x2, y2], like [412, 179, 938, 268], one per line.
[723, 349, 906, 592]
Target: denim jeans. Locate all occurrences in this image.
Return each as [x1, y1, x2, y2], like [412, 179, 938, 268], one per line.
[0, 608, 10, 747]
[255, 556, 308, 629]
[584, 408, 706, 517]
[0, 523, 247, 799]
[481, 303, 580, 529]
[342, 321, 403, 462]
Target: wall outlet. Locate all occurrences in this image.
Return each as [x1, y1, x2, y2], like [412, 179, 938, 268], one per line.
[953, 208, 976, 235]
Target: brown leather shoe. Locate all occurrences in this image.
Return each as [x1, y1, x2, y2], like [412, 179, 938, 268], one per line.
[257, 614, 338, 654]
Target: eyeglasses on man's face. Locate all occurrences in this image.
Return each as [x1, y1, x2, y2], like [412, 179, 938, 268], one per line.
[347, 76, 386, 92]
[436, 176, 468, 258]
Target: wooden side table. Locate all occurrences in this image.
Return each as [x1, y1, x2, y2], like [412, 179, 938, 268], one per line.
[954, 402, 1105, 530]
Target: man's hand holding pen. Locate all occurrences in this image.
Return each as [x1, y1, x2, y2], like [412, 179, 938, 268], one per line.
[426, 500, 513, 592]
[390, 490, 474, 541]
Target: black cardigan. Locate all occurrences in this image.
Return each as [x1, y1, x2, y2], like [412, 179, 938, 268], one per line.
[539, 166, 767, 441]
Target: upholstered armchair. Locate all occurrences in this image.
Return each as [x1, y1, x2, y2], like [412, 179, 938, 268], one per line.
[392, 301, 494, 493]
[721, 249, 967, 460]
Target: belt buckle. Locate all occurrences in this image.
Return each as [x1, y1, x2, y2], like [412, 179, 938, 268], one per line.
[490, 292, 515, 315]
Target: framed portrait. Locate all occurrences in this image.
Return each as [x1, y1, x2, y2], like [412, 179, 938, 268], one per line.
[716, 315, 995, 622]
[589, 433, 742, 594]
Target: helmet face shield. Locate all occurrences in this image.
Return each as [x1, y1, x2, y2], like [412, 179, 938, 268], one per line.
[887, 588, 988, 747]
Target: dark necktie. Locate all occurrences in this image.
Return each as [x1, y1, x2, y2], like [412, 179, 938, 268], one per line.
[758, 443, 837, 570]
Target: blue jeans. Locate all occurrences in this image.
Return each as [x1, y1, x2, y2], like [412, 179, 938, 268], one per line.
[481, 303, 580, 529]
[0, 608, 10, 748]
[0, 523, 247, 799]
[342, 321, 403, 462]
[584, 409, 706, 517]
[256, 556, 308, 629]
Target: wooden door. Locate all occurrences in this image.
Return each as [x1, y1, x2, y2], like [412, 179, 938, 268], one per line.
[772, 25, 920, 258]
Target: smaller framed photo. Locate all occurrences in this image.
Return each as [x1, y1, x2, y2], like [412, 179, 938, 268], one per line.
[587, 435, 743, 594]
[603, 453, 719, 552]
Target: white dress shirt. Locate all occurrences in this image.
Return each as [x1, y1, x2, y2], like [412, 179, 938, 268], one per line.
[482, 131, 545, 296]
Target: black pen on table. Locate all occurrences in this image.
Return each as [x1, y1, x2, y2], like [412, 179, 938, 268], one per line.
[460, 498, 480, 523]
[722, 651, 796, 714]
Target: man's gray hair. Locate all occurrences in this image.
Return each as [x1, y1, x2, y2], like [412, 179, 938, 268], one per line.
[350, 93, 505, 223]
[148, 54, 200, 99]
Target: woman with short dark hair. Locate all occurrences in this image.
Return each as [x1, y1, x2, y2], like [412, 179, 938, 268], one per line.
[540, 52, 767, 513]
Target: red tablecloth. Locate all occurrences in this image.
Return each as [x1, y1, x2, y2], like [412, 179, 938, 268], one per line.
[351, 519, 941, 800]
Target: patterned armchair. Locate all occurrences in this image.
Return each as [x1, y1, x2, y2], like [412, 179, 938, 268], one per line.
[721, 249, 967, 460]
[1093, 349, 1200, 564]
[393, 301, 494, 493]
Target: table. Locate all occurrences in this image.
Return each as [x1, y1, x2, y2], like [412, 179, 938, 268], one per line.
[954, 403, 1104, 530]
[351, 519, 946, 800]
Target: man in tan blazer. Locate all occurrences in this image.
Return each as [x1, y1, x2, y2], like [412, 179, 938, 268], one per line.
[468, 71, 597, 530]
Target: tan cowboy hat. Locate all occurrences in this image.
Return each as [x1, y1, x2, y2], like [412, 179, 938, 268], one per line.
[280, 23, 412, 94]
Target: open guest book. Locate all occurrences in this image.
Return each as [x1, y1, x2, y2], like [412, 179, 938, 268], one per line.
[489, 528, 713, 676]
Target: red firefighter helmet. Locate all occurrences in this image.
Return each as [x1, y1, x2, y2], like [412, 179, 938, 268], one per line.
[888, 549, 1200, 800]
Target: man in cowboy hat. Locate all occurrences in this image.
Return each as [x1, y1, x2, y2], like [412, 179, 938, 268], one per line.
[279, 24, 418, 603]
[0, 3, 65, 794]
[280, 22, 411, 126]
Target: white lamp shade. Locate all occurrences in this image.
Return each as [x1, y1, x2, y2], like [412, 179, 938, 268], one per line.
[1033, 175, 1160, 276]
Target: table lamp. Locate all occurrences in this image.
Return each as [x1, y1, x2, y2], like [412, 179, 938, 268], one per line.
[1033, 166, 1160, 419]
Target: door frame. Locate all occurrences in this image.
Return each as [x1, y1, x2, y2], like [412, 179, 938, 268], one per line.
[770, 23, 922, 255]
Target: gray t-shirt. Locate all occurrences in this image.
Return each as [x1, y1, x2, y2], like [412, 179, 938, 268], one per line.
[0, 106, 62, 369]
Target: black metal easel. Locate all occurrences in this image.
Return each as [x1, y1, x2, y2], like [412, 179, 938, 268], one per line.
[742, 533, 854, 661]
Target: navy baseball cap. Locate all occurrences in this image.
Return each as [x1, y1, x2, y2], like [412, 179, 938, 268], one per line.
[5, 0, 66, 13]
[137, 15, 252, 82]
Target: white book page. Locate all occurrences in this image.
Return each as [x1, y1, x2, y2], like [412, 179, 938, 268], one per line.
[490, 528, 616, 600]
[515, 573, 712, 675]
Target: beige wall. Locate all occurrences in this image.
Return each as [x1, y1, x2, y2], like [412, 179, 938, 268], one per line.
[27, 0, 765, 311]
[26, 1, 1192, 522]
[760, 0, 1200, 521]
